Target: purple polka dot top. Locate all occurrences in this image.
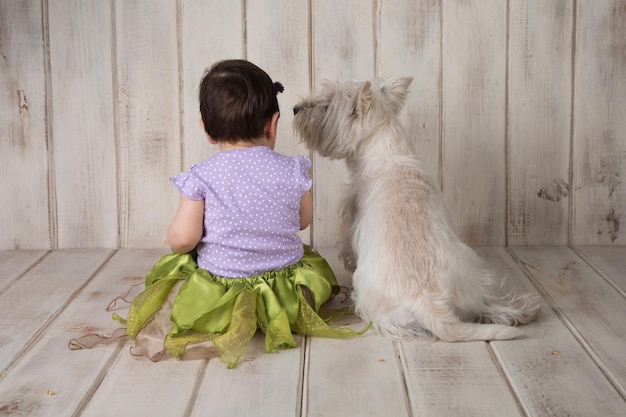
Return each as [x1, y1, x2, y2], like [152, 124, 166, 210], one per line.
[170, 146, 312, 278]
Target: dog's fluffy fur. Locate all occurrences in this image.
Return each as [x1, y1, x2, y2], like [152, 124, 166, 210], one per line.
[293, 77, 540, 341]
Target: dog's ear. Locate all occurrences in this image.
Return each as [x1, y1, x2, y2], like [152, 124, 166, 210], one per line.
[355, 81, 372, 116]
[381, 76, 413, 114]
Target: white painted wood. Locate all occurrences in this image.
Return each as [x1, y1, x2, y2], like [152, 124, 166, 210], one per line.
[575, 245, 626, 294]
[310, 0, 375, 248]
[441, 0, 507, 245]
[80, 348, 204, 417]
[115, 0, 181, 248]
[68, 249, 204, 416]
[400, 340, 522, 417]
[0, 249, 162, 416]
[479, 247, 626, 417]
[377, 0, 442, 182]
[1, 0, 626, 249]
[0, 250, 47, 294]
[47, 0, 118, 248]
[315, 246, 351, 288]
[505, 247, 626, 409]
[247, 0, 309, 159]
[572, 0, 626, 245]
[305, 336, 409, 417]
[248, 0, 312, 245]
[191, 334, 304, 417]
[0, 249, 112, 372]
[180, 0, 243, 169]
[304, 246, 409, 417]
[507, 0, 573, 245]
[0, 0, 49, 250]
[0, 247, 625, 415]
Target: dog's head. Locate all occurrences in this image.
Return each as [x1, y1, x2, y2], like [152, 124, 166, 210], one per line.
[293, 76, 413, 160]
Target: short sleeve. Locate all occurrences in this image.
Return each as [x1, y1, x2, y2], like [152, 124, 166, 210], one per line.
[170, 167, 206, 201]
[293, 155, 312, 194]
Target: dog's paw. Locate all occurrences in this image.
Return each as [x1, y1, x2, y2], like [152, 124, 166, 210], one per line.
[340, 252, 357, 272]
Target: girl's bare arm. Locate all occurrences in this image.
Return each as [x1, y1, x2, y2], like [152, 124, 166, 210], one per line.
[299, 191, 313, 230]
[167, 196, 205, 253]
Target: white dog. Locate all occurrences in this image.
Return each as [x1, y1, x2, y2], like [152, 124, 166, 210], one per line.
[293, 77, 540, 341]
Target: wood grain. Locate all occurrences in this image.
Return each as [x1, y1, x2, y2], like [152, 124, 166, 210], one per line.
[305, 336, 410, 417]
[441, 0, 507, 245]
[310, 0, 375, 248]
[48, 0, 118, 248]
[80, 347, 205, 417]
[378, 0, 442, 182]
[0, 0, 49, 249]
[0, 249, 112, 372]
[575, 245, 626, 294]
[191, 334, 304, 417]
[507, 0, 573, 245]
[479, 247, 626, 417]
[0, 249, 159, 417]
[0, 250, 47, 295]
[572, 0, 626, 245]
[401, 339, 522, 417]
[115, 0, 181, 248]
[0, 247, 624, 415]
[247, 0, 312, 245]
[179, 0, 244, 169]
[0, 0, 625, 250]
[509, 246, 626, 400]
[78, 251, 205, 417]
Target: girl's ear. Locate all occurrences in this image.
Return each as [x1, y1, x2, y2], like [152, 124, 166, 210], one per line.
[200, 119, 218, 144]
[265, 112, 280, 141]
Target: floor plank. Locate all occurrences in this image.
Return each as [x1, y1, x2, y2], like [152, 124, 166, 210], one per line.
[0, 249, 113, 372]
[486, 247, 626, 417]
[0, 250, 48, 294]
[0, 247, 624, 417]
[0, 249, 159, 417]
[400, 339, 523, 417]
[575, 245, 626, 295]
[304, 248, 410, 417]
[509, 247, 626, 396]
[304, 334, 410, 417]
[80, 349, 205, 417]
[191, 334, 304, 417]
[74, 250, 209, 417]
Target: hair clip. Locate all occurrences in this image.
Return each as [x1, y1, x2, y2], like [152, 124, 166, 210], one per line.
[274, 81, 284, 93]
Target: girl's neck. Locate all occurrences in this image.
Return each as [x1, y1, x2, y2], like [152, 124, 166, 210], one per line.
[218, 136, 274, 152]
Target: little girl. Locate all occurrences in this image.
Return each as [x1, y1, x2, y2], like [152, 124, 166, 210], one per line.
[71, 60, 365, 368]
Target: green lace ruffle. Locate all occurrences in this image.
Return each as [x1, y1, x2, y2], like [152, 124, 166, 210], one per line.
[113, 246, 368, 368]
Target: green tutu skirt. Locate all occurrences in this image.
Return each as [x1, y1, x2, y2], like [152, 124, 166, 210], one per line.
[70, 246, 368, 368]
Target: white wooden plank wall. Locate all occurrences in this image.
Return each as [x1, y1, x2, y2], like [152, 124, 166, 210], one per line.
[572, 0, 626, 245]
[47, 1, 118, 248]
[0, 0, 49, 249]
[442, 0, 508, 245]
[507, 0, 573, 245]
[1, 0, 625, 249]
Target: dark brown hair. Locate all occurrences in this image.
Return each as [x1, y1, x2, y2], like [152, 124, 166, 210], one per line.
[199, 60, 280, 142]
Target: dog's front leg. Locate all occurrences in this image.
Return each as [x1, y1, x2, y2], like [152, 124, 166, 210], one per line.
[339, 190, 358, 272]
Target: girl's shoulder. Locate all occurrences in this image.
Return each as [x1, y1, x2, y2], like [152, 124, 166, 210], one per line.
[190, 147, 310, 175]
[262, 147, 310, 166]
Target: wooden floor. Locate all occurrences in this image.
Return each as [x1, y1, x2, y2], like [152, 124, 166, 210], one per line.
[0, 246, 625, 417]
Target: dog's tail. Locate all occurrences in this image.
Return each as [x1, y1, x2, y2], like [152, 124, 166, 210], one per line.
[366, 303, 525, 341]
[412, 299, 526, 342]
[429, 321, 523, 342]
